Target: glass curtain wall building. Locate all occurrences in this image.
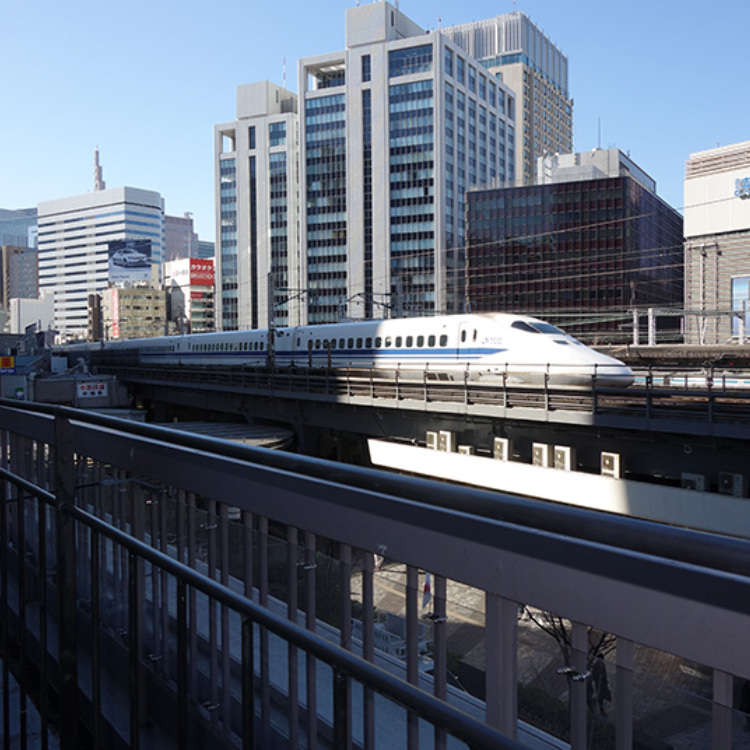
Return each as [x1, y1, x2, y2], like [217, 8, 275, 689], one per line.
[214, 82, 300, 330]
[298, 1, 516, 321]
[466, 165, 684, 342]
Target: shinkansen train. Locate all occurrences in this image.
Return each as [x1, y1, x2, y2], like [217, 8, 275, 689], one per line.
[63, 313, 634, 387]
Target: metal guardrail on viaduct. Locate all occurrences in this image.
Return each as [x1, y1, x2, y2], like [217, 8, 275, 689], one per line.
[0, 398, 749, 749]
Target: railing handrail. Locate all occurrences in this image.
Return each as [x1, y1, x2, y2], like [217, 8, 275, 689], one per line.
[2, 398, 750, 582]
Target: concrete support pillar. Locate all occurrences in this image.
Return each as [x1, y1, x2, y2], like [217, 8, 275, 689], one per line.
[570, 622, 588, 749]
[632, 310, 639, 346]
[615, 638, 634, 750]
[647, 308, 656, 346]
[739, 301, 747, 345]
[485, 594, 518, 738]
[712, 670, 733, 750]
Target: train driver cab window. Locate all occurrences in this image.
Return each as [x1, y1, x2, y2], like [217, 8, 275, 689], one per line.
[511, 320, 539, 333]
[356, 338, 363, 348]
[406, 336, 413, 347]
[365, 337, 372, 347]
[439, 335, 448, 346]
[395, 336, 402, 347]
[428, 335, 435, 346]
[347, 338, 354, 348]
[417, 335, 424, 346]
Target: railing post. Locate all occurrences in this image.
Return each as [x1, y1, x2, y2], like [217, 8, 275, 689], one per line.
[712, 669, 733, 750]
[242, 617, 255, 750]
[177, 578, 188, 750]
[54, 415, 79, 750]
[632, 309, 639, 346]
[569, 622, 588, 750]
[333, 667, 351, 749]
[647, 307, 656, 346]
[485, 594, 518, 739]
[615, 638, 634, 750]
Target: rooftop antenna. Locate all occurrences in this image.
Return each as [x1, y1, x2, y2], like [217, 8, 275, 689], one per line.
[597, 117, 601, 149]
[437, 15, 442, 29]
[93, 146, 106, 191]
[282, 56, 286, 88]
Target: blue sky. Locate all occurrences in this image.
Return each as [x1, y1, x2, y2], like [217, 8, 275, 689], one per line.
[1, 0, 747, 240]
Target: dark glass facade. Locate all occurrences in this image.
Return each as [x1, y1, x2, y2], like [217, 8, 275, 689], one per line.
[466, 177, 684, 342]
[269, 151, 288, 325]
[219, 158, 238, 330]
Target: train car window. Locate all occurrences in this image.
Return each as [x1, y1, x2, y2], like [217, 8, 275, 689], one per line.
[461, 330, 466, 342]
[365, 337, 372, 347]
[395, 336, 402, 347]
[406, 336, 413, 347]
[296, 337, 301, 347]
[417, 335, 424, 346]
[260, 341, 264, 350]
[315, 339, 321, 349]
[473, 329, 477, 341]
[375, 337, 382, 347]
[385, 337, 392, 347]
[323, 339, 329, 349]
[356, 338, 363, 348]
[439, 335, 448, 346]
[428, 335, 435, 346]
[511, 321, 540, 333]
[347, 338, 354, 348]
[339, 338, 345, 348]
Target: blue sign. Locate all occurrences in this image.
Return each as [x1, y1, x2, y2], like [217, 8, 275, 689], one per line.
[735, 177, 750, 199]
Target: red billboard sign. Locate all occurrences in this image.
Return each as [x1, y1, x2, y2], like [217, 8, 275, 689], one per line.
[189, 259, 214, 286]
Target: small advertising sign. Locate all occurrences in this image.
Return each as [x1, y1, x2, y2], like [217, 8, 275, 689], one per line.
[0, 356, 15, 374]
[77, 381, 109, 399]
[189, 258, 214, 286]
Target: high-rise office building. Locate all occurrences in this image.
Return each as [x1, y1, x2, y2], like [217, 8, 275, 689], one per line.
[684, 140, 750, 344]
[445, 12, 572, 186]
[0, 245, 38, 309]
[0, 208, 37, 248]
[466, 149, 683, 342]
[38, 186, 165, 340]
[214, 82, 300, 330]
[297, 2, 516, 321]
[164, 213, 199, 262]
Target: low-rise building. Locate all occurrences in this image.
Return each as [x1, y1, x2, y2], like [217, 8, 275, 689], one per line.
[684, 140, 750, 343]
[101, 285, 166, 340]
[163, 257, 215, 333]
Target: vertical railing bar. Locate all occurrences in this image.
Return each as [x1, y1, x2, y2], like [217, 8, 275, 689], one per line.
[38, 494, 48, 750]
[128, 550, 140, 750]
[160, 488, 169, 681]
[1, 430, 10, 750]
[17, 463, 28, 750]
[150, 492, 160, 667]
[333, 667, 350, 750]
[54, 416, 79, 750]
[207, 499, 219, 723]
[188, 494, 198, 696]
[305, 531, 317, 750]
[339, 543, 352, 750]
[406, 565, 419, 750]
[177, 578, 188, 750]
[242, 617, 255, 750]
[119, 469, 128, 635]
[220, 504, 231, 735]
[259, 515, 270, 745]
[91, 527, 101, 750]
[433, 574, 447, 750]
[177, 488, 186, 564]
[362, 552, 375, 750]
[287, 526, 298, 749]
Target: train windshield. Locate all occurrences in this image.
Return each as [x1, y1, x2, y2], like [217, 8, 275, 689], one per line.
[511, 320, 566, 335]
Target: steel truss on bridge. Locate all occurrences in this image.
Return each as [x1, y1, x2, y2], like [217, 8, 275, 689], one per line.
[0, 399, 749, 749]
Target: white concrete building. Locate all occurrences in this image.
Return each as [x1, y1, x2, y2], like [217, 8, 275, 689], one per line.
[684, 140, 750, 344]
[164, 257, 215, 333]
[38, 187, 164, 340]
[445, 12, 572, 186]
[298, 2, 516, 321]
[214, 82, 300, 330]
[8, 294, 54, 334]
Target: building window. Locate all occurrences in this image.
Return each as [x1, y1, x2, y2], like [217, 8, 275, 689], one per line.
[732, 277, 750, 335]
[362, 54, 371, 82]
[269, 122, 286, 147]
[444, 47, 453, 77]
[468, 66, 476, 93]
[456, 57, 465, 86]
[248, 126, 255, 149]
[389, 44, 433, 78]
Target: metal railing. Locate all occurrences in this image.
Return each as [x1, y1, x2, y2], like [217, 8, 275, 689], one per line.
[1, 398, 750, 749]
